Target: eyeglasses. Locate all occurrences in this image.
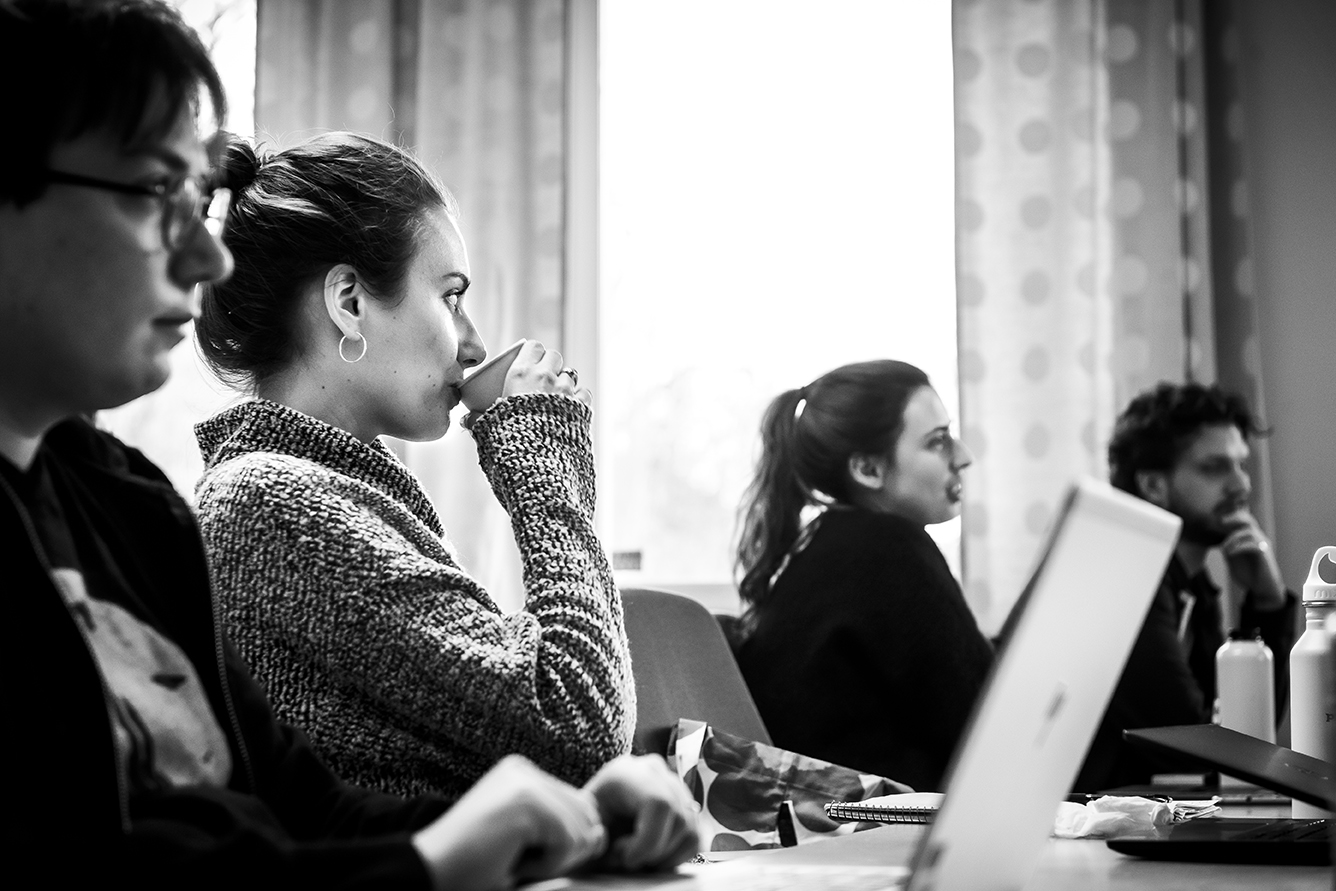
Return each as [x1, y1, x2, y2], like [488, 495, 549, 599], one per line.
[43, 169, 231, 250]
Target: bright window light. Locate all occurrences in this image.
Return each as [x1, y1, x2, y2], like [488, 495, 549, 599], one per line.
[599, 0, 958, 609]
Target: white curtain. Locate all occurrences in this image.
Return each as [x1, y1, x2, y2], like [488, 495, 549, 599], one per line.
[954, 0, 1272, 633]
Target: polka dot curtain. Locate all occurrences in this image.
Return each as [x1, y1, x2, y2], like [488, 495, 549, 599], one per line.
[954, 0, 1272, 633]
[255, 0, 570, 609]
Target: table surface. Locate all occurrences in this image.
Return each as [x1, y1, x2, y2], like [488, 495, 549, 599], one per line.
[547, 810, 1331, 891]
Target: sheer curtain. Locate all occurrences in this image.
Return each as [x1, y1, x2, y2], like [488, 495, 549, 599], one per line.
[254, 0, 571, 609]
[954, 0, 1272, 633]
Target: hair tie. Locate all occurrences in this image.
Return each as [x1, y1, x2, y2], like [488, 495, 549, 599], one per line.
[794, 390, 808, 420]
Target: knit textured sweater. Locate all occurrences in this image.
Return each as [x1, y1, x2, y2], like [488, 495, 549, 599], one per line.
[194, 395, 635, 801]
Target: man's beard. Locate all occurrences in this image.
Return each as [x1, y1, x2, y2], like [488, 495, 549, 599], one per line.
[1178, 514, 1229, 546]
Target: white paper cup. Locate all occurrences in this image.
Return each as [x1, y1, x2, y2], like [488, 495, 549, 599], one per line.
[458, 339, 526, 412]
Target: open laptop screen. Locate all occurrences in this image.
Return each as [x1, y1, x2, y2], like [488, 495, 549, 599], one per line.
[907, 479, 1180, 891]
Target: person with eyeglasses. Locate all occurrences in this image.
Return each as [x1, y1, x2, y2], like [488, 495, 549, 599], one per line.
[40, 167, 232, 243]
[0, 1, 696, 888]
[731, 360, 994, 793]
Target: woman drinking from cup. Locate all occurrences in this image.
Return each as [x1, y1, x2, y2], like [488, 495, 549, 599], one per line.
[733, 360, 993, 792]
[192, 132, 633, 801]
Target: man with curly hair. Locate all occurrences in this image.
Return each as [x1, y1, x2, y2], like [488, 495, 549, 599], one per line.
[1075, 382, 1297, 791]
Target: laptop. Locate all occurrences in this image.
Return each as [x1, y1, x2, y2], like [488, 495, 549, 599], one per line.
[560, 478, 1182, 891]
[1104, 724, 1334, 865]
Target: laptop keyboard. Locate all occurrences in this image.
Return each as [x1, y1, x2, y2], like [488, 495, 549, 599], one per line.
[1230, 819, 1331, 842]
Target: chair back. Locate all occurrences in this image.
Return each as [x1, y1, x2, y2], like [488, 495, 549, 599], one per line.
[621, 587, 771, 756]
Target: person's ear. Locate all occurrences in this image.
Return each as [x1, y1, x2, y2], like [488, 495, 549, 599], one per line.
[1135, 470, 1170, 508]
[847, 453, 888, 492]
[322, 263, 366, 339]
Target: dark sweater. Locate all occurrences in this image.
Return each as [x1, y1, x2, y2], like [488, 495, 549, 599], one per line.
[1075, 555, 1297, 792]
[735, 508, 994, 792]
[3, 418, 447, 889]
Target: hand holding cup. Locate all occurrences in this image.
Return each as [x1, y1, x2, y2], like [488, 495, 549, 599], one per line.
[459, 339, 590, 422]
[458, 339, 527, 413]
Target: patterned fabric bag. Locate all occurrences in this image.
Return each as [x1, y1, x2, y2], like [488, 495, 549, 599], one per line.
[670, 718, 913, 851]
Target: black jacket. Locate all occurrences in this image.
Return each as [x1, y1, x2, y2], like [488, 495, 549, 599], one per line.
[3, 418, 448, 888]
[735, 508, 995, 792]
[1074, 555, 1297, 792]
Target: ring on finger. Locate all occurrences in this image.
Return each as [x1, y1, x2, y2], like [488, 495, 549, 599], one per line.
[560, 366, 579, 386]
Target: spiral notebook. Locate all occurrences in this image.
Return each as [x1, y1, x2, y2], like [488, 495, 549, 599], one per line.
[825, 793, 944, 825]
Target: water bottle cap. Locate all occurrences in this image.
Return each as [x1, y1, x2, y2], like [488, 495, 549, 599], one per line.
[1227, 627, 1263, 641]
[1302, 546, 1336, 604]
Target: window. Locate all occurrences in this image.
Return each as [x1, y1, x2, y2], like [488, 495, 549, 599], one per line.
[97, 1, 957, 616]
[598, 0, 959, 611]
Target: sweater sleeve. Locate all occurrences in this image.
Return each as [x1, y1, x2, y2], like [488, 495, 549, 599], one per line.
[467, 395, 636, 765]
[196, 394, 633, 794]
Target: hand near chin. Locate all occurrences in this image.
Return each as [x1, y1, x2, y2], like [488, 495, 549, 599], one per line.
[583, 754, 701, 873]
[1221, 509, 1286, 609]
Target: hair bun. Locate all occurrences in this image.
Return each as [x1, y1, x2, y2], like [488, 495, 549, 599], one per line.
[218, 137, 262, 194]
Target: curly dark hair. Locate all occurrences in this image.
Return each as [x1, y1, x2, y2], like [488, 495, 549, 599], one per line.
[1108, 382, 1267, 494]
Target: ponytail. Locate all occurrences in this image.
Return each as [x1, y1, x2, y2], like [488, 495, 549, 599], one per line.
[733, 360, 931, 636]
[736, 388, 811, 614]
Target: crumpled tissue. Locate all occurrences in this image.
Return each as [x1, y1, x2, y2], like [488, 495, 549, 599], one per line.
[1052, 796, 1220, 839]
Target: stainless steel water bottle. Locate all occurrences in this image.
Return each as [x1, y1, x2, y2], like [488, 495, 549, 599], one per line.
[1290, 546, 1336, 818]
[1216, 628, 1275, 791]
[1216, 628, 1276, 741]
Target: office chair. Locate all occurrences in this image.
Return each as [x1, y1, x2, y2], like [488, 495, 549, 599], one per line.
[620, 587, 772, 757]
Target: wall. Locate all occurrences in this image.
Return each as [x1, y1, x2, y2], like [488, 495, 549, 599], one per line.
[1236, 0, 1336, 591]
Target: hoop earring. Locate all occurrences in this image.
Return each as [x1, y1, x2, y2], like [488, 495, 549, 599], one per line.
[338, 333, 368, 363]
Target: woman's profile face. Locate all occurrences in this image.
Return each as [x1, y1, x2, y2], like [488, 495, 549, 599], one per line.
[356, 205, 485, 441]
[874, 386, 973, 526]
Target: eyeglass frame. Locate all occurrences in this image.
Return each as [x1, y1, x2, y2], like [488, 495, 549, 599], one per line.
[41, 169, 231, 249]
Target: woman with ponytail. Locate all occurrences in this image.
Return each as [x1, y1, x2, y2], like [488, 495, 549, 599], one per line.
[191, 132, 636, 803]
[733, 360, 993, 792]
